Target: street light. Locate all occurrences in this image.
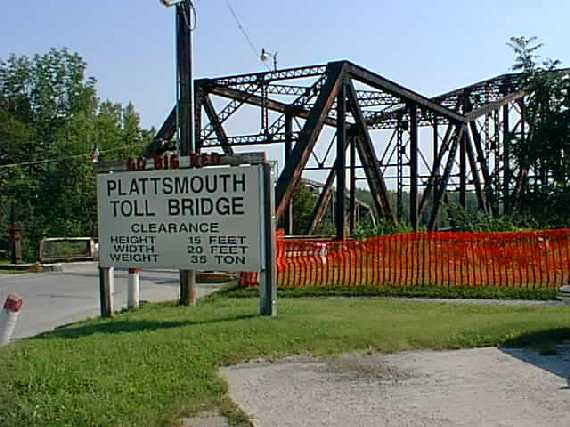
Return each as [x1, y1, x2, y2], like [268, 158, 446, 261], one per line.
[159, 0, 186, 7]
[261, 48, 278, 71]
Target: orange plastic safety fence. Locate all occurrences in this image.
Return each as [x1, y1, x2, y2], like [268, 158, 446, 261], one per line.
[269, 229, 570, 289]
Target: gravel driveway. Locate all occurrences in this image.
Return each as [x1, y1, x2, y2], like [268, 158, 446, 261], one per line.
[222, 346, 570, 426]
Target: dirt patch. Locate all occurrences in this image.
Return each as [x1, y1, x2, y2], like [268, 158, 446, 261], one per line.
[325, 353, 413, 383]
[222, 347, 570, 426]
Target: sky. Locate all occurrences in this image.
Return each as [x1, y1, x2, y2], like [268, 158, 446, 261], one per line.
[2, 0, 569, 132]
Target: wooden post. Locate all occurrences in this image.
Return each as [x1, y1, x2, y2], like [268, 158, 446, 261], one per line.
[8, 226, 22, 265]
[177, 1, 197, 306]
[8, 203, 22, 265]
[180, 270, 197, 306]
[260, 163, 277, 316]
[99, 267, 114, 318]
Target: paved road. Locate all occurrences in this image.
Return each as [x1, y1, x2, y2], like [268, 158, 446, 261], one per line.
[0, 262, 224, 340]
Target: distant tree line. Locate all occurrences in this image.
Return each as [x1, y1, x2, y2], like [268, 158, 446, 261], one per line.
[0, 48, 153, 260]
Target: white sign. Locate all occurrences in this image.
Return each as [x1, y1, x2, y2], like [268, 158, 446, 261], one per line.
[97, 165, 264, 271]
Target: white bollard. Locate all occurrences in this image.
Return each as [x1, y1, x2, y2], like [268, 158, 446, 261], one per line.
[0, 294, 23, 346]
[127, 268, 140, 309]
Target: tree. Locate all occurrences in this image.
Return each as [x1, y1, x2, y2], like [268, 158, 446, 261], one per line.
[291, 182, 318, 235]
[0, 49, 152, 260]
[507, 36, 544, 74]
[507, 37, 570, 225]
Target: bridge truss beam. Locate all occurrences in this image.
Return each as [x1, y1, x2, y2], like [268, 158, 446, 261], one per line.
[150, 60, 549, 237]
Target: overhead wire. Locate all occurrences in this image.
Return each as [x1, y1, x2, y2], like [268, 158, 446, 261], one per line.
[1, 1, 268, 172]
[0, 143, 148, 170]
[225, 0, 272, 71]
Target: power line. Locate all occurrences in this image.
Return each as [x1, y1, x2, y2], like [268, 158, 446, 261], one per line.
[225, 0, 271, 71]
[0, 144, 146, 171]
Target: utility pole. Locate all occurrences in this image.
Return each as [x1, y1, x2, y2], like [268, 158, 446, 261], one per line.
[177, 1, 193, 156]
[175, 0, 197, 306]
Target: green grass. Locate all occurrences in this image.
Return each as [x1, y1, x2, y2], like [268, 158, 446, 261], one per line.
[0, 296, 569, 426]
[223, 284, 558, 300]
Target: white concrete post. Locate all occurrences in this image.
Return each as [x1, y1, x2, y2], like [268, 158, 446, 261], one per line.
[0, 294, 23, 346]
[128, 267, 140, 309]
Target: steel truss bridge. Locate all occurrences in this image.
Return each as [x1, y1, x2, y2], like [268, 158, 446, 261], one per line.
[151, 60, 563, 238]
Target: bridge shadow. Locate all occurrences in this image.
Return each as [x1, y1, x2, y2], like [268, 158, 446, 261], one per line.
[35, 313, 257, 340]
[501, 328, 570, 389]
